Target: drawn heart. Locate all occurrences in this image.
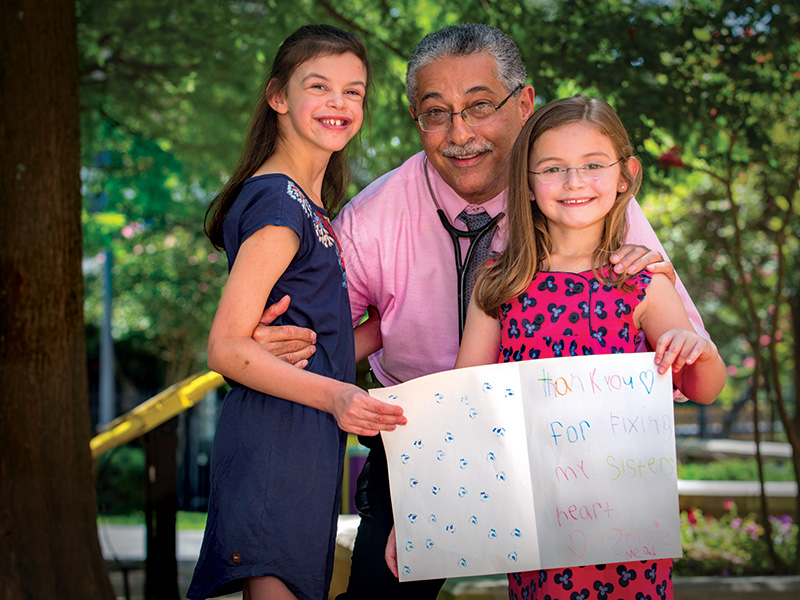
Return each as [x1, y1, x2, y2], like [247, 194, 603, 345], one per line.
[639, 370, 655, 394]
[565, 531, 587, 559]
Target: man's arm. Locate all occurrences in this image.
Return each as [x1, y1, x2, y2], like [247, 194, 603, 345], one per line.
[623, 198, 709, 339]
[332, 200, 373, 326]
[252, 295, 316, 369]
[354, 306, 382, 363]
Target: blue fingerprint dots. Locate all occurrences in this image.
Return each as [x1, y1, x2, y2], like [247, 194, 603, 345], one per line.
[468, 408, 478, 419]
[480, 491, 490, 502]
[426, 539, 435, 549]
[482, 382, 493, 392]
[428, 514, 437, 524]
[488, 528, 497, 539]
[405, 541, 414, 552]
[402, 566, 411, 575]
[486, 452, 496, 462]
[436, 449, 446, 461]
[434, 392, 444, 404]
[431, 486, 441, 496]
[511, 528, 522, 538]
[458, 487, 468, 498]
[505, 388, 515, 397]
[496, 471, 507, 482]
[508, 552, 518, 562]
[444, 432, 454, 443]
[469, 515, 478, 525]
[413, 439, 424, 449]
[458, 558, 467, 568]
[408, 513, 418, 524]
[389, 394, 397, 400]
[492, 427, 506, 437]
[458, 458, 469, 469]
[409, 478, 419, 488]
[460, 395, 469, 404]
[400, 453, 410, 464]
[445, 523, 455, 534]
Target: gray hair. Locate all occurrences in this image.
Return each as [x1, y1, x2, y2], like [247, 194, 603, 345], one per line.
[406, 24, 527, 106]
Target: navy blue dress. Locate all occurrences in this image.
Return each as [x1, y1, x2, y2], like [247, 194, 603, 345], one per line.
[187, 175, 355, 600]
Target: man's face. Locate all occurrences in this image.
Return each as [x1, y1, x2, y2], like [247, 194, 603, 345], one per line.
[410, 53, 534, 205]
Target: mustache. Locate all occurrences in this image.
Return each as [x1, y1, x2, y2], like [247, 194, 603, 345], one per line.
[441, 141, 494, 158]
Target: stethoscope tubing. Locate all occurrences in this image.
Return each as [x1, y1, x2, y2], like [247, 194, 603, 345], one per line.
[423, 156, 504, 340]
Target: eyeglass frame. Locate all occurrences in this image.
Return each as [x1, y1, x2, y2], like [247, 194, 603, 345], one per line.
[412, 84, 524, 133]
[528, 158, 626, 181]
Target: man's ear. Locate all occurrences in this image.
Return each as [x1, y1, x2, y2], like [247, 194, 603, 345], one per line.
[518, 84, 535, 122]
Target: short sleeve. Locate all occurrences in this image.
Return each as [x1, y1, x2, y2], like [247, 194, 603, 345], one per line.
[223, 177, 319, 265]
[238, 183, 306, 246]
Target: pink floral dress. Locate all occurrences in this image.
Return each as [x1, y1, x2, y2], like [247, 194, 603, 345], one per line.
[499, 266, 673, 600]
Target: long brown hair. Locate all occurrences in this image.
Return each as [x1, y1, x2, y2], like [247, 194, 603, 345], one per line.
[204, 24, 372, 250]
[474, 95, 642, 315]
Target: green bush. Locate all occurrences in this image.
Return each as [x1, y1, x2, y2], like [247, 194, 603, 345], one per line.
[678, 458, 795, 482]
[95, 445, 145, 516]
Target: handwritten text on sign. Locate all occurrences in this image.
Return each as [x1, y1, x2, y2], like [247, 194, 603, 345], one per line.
[375, 353, 681, 582]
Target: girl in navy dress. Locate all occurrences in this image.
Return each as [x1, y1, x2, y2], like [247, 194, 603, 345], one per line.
[187, 25, 405, 600]
[455, 96, 726, 600]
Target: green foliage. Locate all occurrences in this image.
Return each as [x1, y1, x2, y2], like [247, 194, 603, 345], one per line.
[677, 506, 798, 575]
[95, 446, 145, 515]
[98, 510, 208, 530]
[79, 1, 798, 456]
[84, 225, 227, 384]
[678, 458, 796, 482]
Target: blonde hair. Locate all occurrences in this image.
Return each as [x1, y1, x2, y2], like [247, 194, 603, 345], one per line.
[474, 95, 642, 315]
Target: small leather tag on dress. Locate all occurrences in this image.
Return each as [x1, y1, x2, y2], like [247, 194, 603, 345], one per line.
[232, 552, 241, 564]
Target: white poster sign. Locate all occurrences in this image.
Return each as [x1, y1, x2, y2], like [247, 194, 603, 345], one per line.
[374, 353, 681, 582]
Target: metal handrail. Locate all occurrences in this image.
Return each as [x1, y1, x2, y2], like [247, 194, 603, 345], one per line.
[90, 371, 225, 459]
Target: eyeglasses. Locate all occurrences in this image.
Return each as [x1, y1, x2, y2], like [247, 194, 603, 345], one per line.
[413, 85, 524, 133]
[528, 158, 625, 183]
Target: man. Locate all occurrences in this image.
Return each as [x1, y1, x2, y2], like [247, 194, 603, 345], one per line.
[259, 24, 706, 599]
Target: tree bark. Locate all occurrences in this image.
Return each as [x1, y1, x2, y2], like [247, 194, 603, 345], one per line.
[0, 0, 115, 598]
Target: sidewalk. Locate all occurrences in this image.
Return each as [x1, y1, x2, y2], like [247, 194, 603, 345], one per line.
[100, 518, 800, 600]
[99, 524, 240, 600]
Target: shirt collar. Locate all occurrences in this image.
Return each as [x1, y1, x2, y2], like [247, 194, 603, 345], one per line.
[422, 153, 508, 227]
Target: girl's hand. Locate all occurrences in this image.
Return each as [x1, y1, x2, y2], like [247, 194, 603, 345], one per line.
[653, 329, 719, 375]
[332, 386, 406, 436]
[385, 525, 399, 578]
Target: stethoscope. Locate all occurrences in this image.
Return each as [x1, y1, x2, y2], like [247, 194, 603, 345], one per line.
[423, 155, 505, 340]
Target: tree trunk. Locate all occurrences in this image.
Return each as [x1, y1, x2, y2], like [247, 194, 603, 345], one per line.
[0, 0, 115, 598]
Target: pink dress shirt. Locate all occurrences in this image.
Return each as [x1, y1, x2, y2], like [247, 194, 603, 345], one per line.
[333, 151, 707, 386]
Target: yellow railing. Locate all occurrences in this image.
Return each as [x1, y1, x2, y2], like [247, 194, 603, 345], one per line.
[89, 370, 368, 514]
[90, 370, 225, 459]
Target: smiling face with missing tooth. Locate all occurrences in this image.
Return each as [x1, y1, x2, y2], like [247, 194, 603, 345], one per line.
[270, 51, 367, 156]
[410, 53, 533, 205]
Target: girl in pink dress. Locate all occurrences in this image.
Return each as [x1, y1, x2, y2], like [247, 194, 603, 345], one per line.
[455, 95, 726, 600]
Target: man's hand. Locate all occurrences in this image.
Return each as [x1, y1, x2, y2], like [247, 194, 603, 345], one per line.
[252, 295, 317, 368]
[610, 245, 676, 284]
[385, 525, 399, 578]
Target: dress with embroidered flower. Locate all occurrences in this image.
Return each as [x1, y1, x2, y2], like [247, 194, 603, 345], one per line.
[499, 266, 673, 600]
[187, 174, 354, 600]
